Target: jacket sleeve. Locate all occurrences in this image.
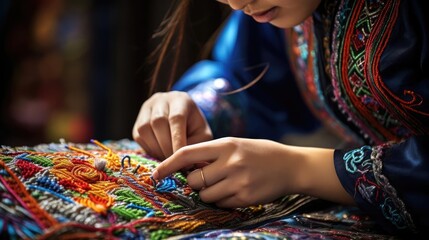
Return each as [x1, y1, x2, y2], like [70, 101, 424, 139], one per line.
[334, 136, 429, 236]
[172, 11, 320, 140]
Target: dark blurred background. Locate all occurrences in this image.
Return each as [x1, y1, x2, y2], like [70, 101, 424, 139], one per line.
[0, 0, 229, 146]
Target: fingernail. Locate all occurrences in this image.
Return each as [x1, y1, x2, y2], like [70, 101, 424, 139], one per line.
[151, 169, 159, 180]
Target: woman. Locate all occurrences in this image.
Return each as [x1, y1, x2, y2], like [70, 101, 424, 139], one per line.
[133, 0, 429, 235]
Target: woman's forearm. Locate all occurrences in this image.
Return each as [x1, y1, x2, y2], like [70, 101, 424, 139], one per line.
[290, 146, 355, 205]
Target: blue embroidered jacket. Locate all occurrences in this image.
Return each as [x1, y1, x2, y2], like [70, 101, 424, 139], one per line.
[173, 0, 429, 235]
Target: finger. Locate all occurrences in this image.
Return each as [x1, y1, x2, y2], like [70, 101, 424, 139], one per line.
[142, 129, 164, 160]
[151, 102, 173, 158]
[132, 104, 148, 144]
[169, 99, 188, 153]
[187, 101, 210, 136]
[187, 109, 213, 145]
[198, 179, 235, 203]
[133, 114, 151, 154]
[152, 140, 222, 180]
[133, 134, 150, 155]
[186, 159, 226, 190]
[186, 169, 207, 190]
[188, 133, 213, 145]
[134, 105, 164, 159]
[215, 196, 243, 209]
[181, 160, 210, 173]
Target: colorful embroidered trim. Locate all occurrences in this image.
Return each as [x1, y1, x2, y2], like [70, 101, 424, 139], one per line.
[330, 0, 417, 143]
[371, 145, 416, 232]
[287, 18, 362, 146]
[343, 144, 416, 232]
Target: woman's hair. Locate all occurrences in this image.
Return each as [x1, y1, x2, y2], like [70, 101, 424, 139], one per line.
[147, 0, 230, 95]
[147, 0, 265, 97]
[148, 0, 191, 95]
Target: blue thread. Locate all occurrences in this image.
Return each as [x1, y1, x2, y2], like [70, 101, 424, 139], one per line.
[119, 229, 145, 240]
[381, 198, 407, 229]
[28, 185, 75, 204]
[343, 146, 371, 173]
[155, 178, 177, 193]
[21, 223, 38, 239]
[126, 203, 155, 218]
[36, 176, 64, 193]
[0, 169, 9, 176]
[2, 197, 13, 206]
[14, 153, 29, 161]
[8, 224, 16, 239]
[23, 220, 43, 234]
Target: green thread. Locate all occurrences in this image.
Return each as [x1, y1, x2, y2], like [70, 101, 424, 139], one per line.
[0, 155, 13, 163]
[189, 192, 200, 202]
[105, 168, 114, 176]
[110, 205, 146, 220]
[150, 229, 175, 240]
[163, 202, 185, 212]
[130, 154, 159, 168]
[26, 155, 54, 167]
[173, 172, 187, 184]
[115, 189, 152, 208]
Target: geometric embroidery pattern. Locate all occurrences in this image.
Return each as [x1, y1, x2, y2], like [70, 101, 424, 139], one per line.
[0, 139, 314, 239]
[330, 0, 412, 144]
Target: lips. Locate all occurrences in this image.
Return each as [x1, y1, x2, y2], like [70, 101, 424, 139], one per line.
[250, 7, 278, 23]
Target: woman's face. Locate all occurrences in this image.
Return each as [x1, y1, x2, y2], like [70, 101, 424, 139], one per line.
[217, 0, 321, 28]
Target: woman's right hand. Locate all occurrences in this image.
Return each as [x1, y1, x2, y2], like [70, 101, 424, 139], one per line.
[132, 91, 213, 160]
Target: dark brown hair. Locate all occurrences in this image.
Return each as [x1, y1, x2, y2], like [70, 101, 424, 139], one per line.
[148, 0, 191, 95]
[147, 1, 263, 96]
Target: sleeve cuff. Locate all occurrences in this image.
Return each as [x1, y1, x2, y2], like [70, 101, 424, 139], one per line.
[334, 144, 416, 234]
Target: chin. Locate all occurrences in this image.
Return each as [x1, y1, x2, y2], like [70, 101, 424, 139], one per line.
[270, 15, 311, 29]
[269, 21, 294, 29]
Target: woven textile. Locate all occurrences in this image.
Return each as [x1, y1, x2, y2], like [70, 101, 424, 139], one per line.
[0, 139, 396, 239]
[0, 139, 318, 239]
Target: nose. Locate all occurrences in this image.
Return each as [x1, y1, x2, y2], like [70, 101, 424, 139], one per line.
[227, 0, 254, 10]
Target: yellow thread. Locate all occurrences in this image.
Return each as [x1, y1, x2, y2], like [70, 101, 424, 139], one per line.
[74, 197, 107, 214]
[91, 181, 119, 192]
[67, 145, 96, 158]
[52, 158, 74, 169]
[50, 168, 74, 179]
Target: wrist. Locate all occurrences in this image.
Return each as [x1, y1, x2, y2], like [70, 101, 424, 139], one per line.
[292, 146, 354, 205]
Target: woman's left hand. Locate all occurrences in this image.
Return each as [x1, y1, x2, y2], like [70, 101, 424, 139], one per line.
[152, 137, 307, 208]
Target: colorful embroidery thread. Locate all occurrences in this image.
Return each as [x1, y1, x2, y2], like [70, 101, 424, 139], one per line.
[0, 139, 315, 239]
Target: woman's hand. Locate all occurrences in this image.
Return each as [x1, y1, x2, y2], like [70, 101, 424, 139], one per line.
[152, 137, 354, 208]
[133, 91, 213, 160]
[153, 137, 304, 208]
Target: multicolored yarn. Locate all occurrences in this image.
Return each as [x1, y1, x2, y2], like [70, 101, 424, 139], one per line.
[0, 139, 399, 239]
[0, 139, 317, 239]
[170, 206, 398, 240]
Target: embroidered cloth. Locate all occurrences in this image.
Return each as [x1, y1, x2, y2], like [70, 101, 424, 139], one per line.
[0, 139, 395, 239]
